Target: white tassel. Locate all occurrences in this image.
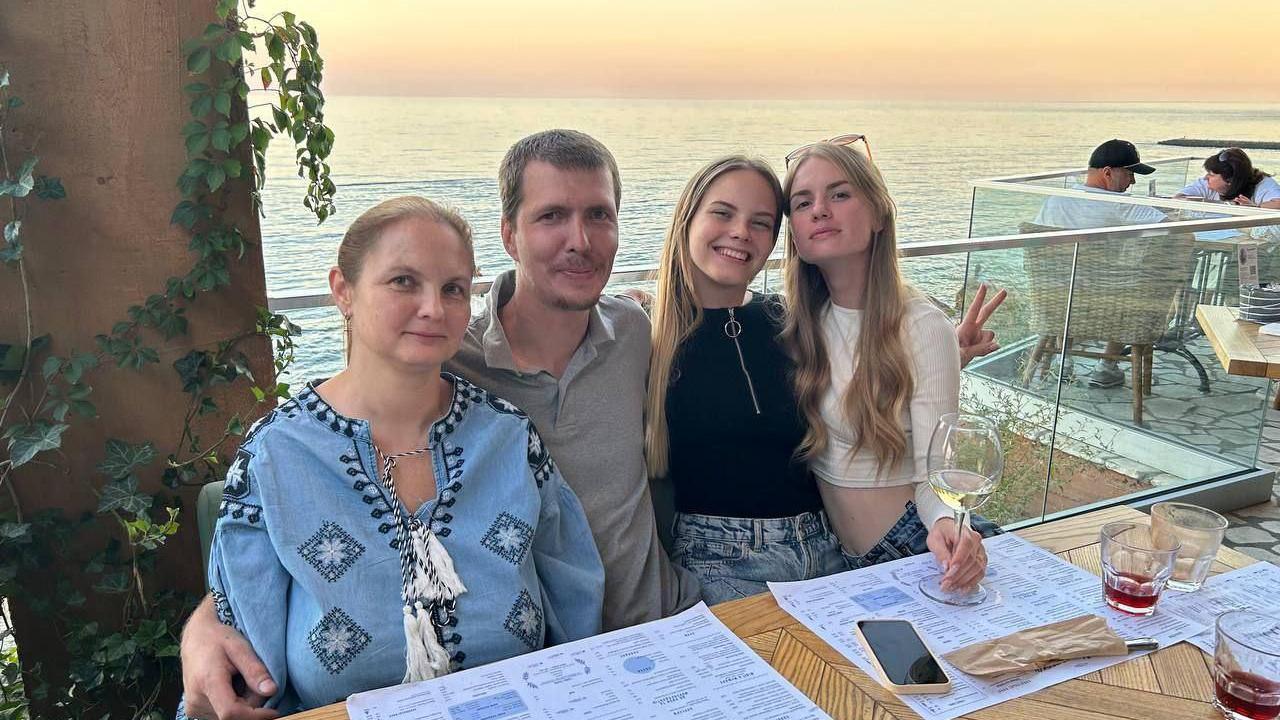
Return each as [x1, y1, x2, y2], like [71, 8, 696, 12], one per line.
[424, 529, 467, 597]
[402, 602, 454, 682]
[400, 524, 467, 683]
[402, 604, 435, 683]
[409, 525, 468, 600]
[418, 604, 452, 675]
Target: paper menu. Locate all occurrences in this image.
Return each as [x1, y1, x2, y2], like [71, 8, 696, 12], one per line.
[1160, 561, 1280, 655]
[768, 533, 1203, 720]
[346, 602, 831, 720]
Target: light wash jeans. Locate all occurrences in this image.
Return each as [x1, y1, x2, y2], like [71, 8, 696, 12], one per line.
[839, 501, 1003, 569]
[671, 510, 846, 605]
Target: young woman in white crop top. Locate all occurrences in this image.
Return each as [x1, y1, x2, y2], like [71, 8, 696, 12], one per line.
[780, 141, 1001, 593]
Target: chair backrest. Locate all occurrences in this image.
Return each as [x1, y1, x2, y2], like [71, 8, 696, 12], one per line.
[197, 480, 224, 590]
[1020, 222, 1195, 343]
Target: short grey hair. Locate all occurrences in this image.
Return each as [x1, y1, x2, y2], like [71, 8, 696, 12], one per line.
[498, 129, 622, 224]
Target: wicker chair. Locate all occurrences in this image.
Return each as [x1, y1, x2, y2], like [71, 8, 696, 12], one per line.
[1019, 222, 1196, 424]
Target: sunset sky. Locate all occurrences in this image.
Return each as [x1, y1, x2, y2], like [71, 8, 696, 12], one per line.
[255, 0, 1280, 101]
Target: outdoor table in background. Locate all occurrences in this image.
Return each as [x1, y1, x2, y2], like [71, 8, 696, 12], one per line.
[292, 505, 1255, 720]
[1198, 304, 1280, 408]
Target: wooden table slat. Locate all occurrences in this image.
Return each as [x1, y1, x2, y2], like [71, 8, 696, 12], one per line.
[742, 627, 784, 663]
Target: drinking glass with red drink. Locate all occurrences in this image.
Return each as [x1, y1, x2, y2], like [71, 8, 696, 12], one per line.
[1099, 522, 1180, 616]
[1214, 611, 1280, 720]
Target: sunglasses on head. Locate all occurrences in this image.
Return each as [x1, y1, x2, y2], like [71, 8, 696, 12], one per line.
[785, 134, 874, 167]
[1218, 150, 1233, 163]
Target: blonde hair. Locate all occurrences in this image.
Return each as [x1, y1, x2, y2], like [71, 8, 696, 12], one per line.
[645, 156, 784, 478]
[336, 196, 475, 362]
[781, 144, 916, 474]
[337, 195, 474, 283]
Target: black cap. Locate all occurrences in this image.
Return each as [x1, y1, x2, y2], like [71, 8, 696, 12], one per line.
[1088, 139, 1155, 175]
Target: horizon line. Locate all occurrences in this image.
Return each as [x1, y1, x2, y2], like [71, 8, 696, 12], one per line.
[319, 92, 1280, 105]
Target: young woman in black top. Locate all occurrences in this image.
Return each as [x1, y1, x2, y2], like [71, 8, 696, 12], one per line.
[645, 157, 845, 603]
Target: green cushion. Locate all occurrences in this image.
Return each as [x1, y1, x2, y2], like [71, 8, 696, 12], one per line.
[197, 481, 224, 590]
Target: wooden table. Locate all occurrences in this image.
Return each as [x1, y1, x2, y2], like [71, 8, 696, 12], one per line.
[295, 505, 1255, 720]
[1197, 304, 1280, 407]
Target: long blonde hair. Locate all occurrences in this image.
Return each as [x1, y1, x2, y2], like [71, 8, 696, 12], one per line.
[645, 156, 785, 478]
[781, 144, 915, 474]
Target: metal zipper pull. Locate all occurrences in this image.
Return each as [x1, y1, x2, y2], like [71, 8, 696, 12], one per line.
[725, 308, 762, 415]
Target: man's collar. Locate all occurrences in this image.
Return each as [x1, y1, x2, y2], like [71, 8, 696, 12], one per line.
[478, 270, 617, 373]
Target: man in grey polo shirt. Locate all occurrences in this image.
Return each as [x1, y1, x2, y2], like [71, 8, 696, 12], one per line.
[448, 130, 700, 631]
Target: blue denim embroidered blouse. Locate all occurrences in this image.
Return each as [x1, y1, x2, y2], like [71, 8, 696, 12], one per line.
[202, 374, 604, 714]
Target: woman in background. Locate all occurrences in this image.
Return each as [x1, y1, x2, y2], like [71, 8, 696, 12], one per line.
[1175, 148, 1280, 209]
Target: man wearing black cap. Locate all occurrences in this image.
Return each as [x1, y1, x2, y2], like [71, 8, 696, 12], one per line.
[1034, 139, 1166, 230]
[1032, 139, 1168, 388]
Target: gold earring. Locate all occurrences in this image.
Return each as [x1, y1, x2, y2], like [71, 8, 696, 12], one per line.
[343, 314, 352, 365]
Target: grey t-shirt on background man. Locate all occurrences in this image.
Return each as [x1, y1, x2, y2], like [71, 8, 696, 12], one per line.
[447, 271, 701, 631]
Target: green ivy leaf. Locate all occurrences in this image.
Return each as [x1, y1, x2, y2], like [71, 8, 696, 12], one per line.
[205, 164, 226, 192]
[185, 131, 210, 155]
[215, 35, 243, 63]
[33, 175, 66, 199]
[214, 0, 237, 19]
[41, 355, 62, 381]
[191, 93, 213, 118]
[4, 420, 69, 468]
[5, 157, 38, 198]
[211, 127, 232, 152]
[184, 82, 210, 94]
[201, 22, 225, 42]
[230, 121, 250, 145]
[65, 351, 98, 383]
[186, 47, 212, 74]
[91, 569, 132, 594]
[173, 351, 210, 394]
[214, 91, 231, 116]
[271, 106, 289, 133]
[97, 440, 157, 479]
[260, 67, 273, 89]
[222, 158, 242, 178]
[267, 33, 285, 63]
[0, 239, 22, 264]
[97, 476, 153, 515]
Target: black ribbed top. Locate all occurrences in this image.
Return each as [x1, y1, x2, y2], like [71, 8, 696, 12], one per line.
[665, 294, 823, 518]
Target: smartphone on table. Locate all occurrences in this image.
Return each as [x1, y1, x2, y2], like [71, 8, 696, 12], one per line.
[854, 619, 952, 694]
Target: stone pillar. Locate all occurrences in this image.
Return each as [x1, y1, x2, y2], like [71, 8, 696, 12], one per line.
[1, 0, 272, 710]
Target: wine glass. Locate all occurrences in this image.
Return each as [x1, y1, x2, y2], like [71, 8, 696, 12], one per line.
[917, 412, 1003, 606]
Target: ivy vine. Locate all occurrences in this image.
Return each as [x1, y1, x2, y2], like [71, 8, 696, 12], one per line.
[0, 1, 334, 717]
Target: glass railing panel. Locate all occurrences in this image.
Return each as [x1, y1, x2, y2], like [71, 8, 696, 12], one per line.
[953, 241, 1068, 527]
[1037, 226, 1273, 516]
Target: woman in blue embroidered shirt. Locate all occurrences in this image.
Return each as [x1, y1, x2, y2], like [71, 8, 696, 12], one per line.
[199, 196, 604, 715]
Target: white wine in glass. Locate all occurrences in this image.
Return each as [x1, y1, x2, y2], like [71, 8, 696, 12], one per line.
[918, 413, 1003, 606]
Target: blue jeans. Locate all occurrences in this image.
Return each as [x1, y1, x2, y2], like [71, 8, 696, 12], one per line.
[839, 501, 1003, 569]
[671, 510, 846, 605]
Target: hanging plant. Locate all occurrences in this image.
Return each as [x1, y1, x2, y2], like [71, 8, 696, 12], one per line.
[0, 0, 335, 716]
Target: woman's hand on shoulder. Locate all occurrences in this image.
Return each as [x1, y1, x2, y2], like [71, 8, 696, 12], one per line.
[925, 517, 988, 592]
